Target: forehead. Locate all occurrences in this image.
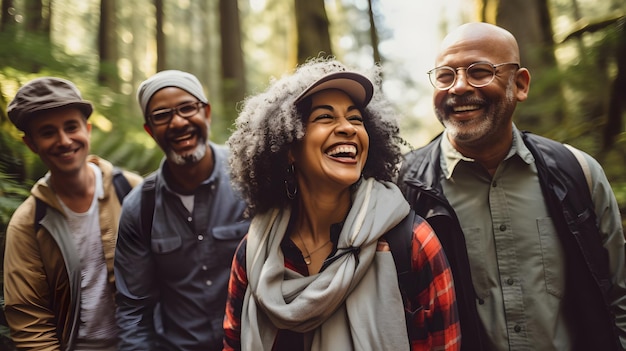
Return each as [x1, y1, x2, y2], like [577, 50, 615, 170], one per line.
[437, 38, 503, 67]
[436, 27, 516, 66]
[28, 107, 86, 130]
[148, 87, 196, 111]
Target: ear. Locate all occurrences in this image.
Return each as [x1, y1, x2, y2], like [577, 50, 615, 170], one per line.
[22, 135, 39, 154]
[515, 67, 531, 102]
[203, 103, 212, 125]
[143, 123, 154, 137]
[86, 121, 92, 134]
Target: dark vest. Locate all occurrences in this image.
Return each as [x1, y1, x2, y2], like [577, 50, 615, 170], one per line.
[398, 131, 622, 351]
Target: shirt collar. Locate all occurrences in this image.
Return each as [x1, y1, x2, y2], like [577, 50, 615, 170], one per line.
[440, 124, 535, 179]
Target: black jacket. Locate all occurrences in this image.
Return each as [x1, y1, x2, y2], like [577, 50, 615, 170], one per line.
[397, 131, 622, 351]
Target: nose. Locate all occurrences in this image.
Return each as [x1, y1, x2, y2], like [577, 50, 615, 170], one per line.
[335, 117, 357, 136]
[448, 68, 473, 95]
[58, 130, 72, 146]
[168, 111, 190, 127]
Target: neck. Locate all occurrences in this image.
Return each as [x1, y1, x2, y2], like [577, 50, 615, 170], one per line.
[294, 187, 351, 242]
[50, 163, 95, 212]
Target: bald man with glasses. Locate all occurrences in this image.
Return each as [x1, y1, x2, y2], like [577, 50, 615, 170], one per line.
[397, 22, 626, 351]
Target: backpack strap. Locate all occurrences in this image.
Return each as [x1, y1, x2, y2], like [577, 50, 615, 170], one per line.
[112, 167, 133, 204]
[140, 173, 157, 237]
[34, 197, 46, 233]
[385, 210, 417, 301]
[564, 144, 592, 195]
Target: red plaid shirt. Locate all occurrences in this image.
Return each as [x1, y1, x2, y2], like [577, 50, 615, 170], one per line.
[223, 216, 461, 350]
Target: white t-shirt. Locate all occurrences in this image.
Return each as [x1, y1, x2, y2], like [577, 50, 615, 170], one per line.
[58, 163, 117, 343]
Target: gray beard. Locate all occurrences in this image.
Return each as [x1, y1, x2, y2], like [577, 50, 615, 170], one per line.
[166, 140, 208, 166]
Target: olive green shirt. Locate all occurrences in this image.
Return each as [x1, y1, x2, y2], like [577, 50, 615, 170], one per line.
[440, 126, 626, 350]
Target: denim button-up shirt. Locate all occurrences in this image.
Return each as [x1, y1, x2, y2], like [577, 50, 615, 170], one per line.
[115, 144, 250, 351]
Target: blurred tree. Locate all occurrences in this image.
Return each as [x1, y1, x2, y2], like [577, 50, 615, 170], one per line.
[98, 0, 119, 90]
[155, 0, 166, 71]
[295, 0, 332, 63]
[219, 0, 246, 132]
[23, 0, 51, 73]
[1, 0, 15, 31]
[367, 0, 382, 65]
[479, 0, 565, 135]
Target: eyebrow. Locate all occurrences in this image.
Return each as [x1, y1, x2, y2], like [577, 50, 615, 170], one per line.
[150, 100, 197, 113]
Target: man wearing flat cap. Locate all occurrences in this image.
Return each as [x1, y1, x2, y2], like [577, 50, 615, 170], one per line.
[114, 70, 249, 351]
[3, 77, 142, 350]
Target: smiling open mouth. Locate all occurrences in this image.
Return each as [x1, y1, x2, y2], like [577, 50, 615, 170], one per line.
[326, 145, 357, 159]
[452, 105, 481, 113]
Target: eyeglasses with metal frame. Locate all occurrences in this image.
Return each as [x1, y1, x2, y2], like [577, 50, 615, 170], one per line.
[148, 101, 206, 126]
[427, 62, 520, 91]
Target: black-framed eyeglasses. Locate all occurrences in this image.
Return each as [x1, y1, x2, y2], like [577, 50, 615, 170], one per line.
[148, 101, 206, 126]
[427, 62, 520, 90]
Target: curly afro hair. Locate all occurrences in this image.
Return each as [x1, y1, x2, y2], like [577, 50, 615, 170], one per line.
[227, 58, 403, 215]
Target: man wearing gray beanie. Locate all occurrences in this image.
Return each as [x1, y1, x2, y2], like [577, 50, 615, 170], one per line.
[3, 77, 143, 350]
[114, 70, 249, 351]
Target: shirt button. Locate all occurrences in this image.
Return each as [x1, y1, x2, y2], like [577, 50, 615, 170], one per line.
[492, 181, 497, 187]
[206, 280, 213, 286]
[477, 298, 485, 305]
[187, 216, 193, 222]
[198, 234, 204, 241]
[514, 325, 522, 333]
[499, 224, 507, 231]
[202, 265, 208, 271]
[507, 278, 515, 285]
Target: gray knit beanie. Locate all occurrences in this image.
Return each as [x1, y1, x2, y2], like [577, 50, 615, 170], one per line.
[137, 70, 208, 117]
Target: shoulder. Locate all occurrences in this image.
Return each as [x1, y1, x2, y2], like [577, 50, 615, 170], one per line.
[211, 143, 230, 159]
[6, 196, 37, 235]
[399, 135, 442, 180]
[120, 169, 144, 187]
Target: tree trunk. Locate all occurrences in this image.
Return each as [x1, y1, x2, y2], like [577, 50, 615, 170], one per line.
[219, 0, 246, 135]
[0, 0, 14, 31]
[367, 0, 382, 65]
[488, 0, 564, 134]
[23, 0, 48, 72]
[155, 0, 166, 71]
[98, 0, 119, 90]
[294, 0, 332, 64]
[604, 18, 626, 150]
[24, 0, 43, 33]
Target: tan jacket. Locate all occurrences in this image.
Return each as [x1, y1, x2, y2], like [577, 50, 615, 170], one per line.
[3, 156, 142, 351]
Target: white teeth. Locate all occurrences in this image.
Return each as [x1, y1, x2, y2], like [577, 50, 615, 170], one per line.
[59, 151, 74, 157]
[327, 145, 357, 157]
[173, 133, 193, 142]
[453, 105, 480, 112]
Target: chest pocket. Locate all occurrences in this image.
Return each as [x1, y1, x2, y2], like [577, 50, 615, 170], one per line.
[151, 230, 182, 253]
[210, 221, 250, 265]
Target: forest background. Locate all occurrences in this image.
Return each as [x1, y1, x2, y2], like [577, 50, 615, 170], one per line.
[0, 0, 625, 346]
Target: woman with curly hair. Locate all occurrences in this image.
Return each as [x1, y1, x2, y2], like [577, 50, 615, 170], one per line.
[223, 59, 460, 351]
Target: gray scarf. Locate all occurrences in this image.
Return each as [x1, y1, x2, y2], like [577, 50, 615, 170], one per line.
[242, 178, 411, 350]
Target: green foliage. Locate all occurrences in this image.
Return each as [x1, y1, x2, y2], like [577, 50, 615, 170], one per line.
[90, 128, 163, 177]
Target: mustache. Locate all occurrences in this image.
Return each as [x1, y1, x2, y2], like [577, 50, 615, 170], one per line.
[442, 95, 486, 109]
[166, 125, 197, 138]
